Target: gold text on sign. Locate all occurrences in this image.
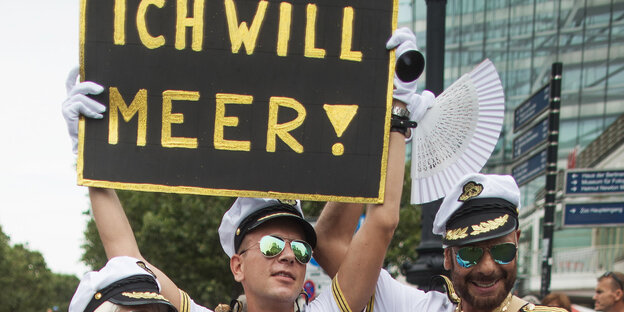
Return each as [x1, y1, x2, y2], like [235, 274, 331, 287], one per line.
[108, 89, 318, 154]
[112, 0, 363, 62]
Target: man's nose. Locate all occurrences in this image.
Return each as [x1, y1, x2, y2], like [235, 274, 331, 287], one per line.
[278, 243, 296, 264]
[475, 249, 497, 274]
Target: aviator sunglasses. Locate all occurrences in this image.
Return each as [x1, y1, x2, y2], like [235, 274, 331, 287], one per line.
[455, 242, 517, 268]
[239, 235, 312, 264]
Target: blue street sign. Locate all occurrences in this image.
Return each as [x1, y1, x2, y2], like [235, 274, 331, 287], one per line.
[565, 169, 624, 195]
[513, 117, 548, 159]
[514, 84, 550, 132]
[563, 202, 624, 227]
[512, 148, 547, 186]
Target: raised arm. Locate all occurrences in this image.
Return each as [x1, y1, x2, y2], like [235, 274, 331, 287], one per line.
[88, 187, 183, 308]
[313, 28, 431, 312]
[313, 201, 364, 278]
[62, 68, 185, 310]
[328, 123, 406, 311]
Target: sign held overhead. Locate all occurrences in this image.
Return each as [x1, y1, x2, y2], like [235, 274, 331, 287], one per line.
[78, 0, 397, 203]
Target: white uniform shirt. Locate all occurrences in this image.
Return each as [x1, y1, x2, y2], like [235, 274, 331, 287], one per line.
[180, 269, 456, 312]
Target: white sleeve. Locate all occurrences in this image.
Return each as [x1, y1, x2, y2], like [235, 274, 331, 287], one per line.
[307, 270, 454, 312]
[178, 290, 214, 312]
[368, 270, 455, 312]
[306, 282, 341, 312]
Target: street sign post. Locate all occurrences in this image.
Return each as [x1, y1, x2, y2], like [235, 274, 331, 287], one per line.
[563, 202, 624, 227]
[565, 169, 624, 196]
[512, 148, 547, 186]
[514, 84, 550, 132]
[513, 117, 548, 159]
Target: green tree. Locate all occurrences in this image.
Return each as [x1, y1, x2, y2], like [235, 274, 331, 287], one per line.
[0, 226, 79, 312]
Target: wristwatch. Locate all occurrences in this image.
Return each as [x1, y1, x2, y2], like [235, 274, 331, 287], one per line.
[391, 106, 410, 118]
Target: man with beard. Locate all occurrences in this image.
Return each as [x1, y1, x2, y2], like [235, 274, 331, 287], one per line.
[314, 173, 569, 312]
[593, 271, 624, 312]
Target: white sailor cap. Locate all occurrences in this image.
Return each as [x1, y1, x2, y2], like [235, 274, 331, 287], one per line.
[218, 198, 317, 258]
[69, 256, 176, 312]
[433, 173, 521, 247]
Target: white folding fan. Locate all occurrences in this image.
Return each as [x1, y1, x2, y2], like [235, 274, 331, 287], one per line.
[410, 59, 505, 204]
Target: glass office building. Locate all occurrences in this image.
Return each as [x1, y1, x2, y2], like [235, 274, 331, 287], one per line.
[399, 0, 624, 298]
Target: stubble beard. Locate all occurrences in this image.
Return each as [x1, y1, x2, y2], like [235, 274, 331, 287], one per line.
[450, 260, 516, 311]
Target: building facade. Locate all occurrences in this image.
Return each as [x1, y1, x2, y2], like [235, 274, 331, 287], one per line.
[399, 0, 624, 300]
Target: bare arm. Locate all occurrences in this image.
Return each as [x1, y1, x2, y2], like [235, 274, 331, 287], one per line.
[315, 101, 406, 311]
[88, 187, 183, 309]
[313, 201, 363, 278]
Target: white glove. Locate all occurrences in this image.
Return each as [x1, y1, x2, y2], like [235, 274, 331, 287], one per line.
[386, 27, 431, 124]
[62, 66, 106, 154]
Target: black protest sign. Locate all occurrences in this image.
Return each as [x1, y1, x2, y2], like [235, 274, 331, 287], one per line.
[78, 0, 397, 203]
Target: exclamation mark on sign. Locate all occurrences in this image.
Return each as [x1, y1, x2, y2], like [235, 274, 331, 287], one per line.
[323, 104, 358, 156]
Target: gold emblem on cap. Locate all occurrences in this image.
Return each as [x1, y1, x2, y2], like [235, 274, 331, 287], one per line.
[458, 181, 483, 202]
[445, 227, 468, 240]
[236, 228, 241, 236]
[471, 214, 509, 236]
[94, 292, 102, 300]
[278, 199, 297, 206]
[136, 261, 156, 277]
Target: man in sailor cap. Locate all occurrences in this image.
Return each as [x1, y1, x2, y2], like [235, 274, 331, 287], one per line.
[314, 172, 569, 312]
[69, 256, 177, 312]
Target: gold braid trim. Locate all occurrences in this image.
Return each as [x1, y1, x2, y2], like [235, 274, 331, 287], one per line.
[365, 291, 375, 312]
[439, 275, 460, 304]
[471, 214, 509, 236]
[331, 276, 352, 312]
[445, 227, 469, 241]
[179, 290, 190, 312]
[121, 291, 168, 301]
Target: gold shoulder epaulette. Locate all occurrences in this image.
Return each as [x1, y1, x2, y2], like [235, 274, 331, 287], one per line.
[179, 290, 191, 312]
[438, 275, 460, 304]
[522, 304, 569, 312]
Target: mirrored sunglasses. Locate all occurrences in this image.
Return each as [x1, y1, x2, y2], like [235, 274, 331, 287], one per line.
[455, 242, 517, 268]
[240, 235, 312, 264]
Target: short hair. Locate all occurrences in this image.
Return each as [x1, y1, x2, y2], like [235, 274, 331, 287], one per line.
[598, 271, 624, 292]
[541, 292, 572, 312]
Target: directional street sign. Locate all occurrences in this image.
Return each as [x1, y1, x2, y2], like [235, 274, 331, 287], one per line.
[514, 84, 550, 132]
[512, 148, 547, 186]
[563, 202, 624, 227]
[565, 169, 624, 195]
[513, 117, 548, 159]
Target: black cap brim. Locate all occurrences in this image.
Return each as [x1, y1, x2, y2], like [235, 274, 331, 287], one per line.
[86, 276, 178, 312]
[109, 294, 177, 312]
[235, 204, 317, 253]
[443, 198, 518, 246]
[246, 213, 317, 248]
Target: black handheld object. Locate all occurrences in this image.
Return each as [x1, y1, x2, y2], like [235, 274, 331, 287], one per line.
[396, 50, 425, 82]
